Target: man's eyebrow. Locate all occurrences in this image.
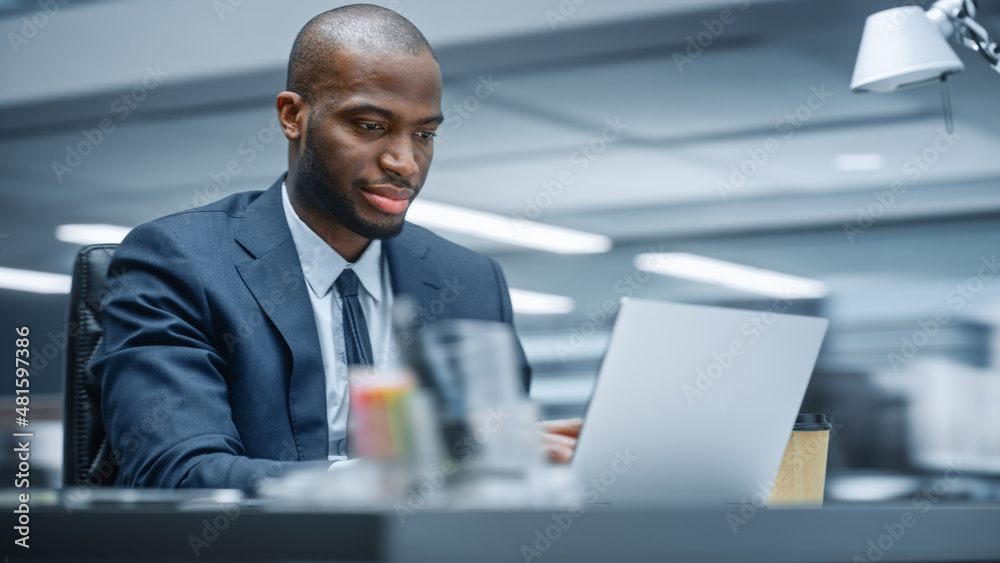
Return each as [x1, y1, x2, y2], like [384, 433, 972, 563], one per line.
[342, 103, 397, 121]
[419, 113, 444, 126]
[342, 103, 443, 126]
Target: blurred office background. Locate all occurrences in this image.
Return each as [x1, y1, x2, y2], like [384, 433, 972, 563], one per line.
[1, 0, 999, 501]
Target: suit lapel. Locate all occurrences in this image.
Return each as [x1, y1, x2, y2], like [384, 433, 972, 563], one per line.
[385, 223, 442, 309]
[234, 178, 328, 461]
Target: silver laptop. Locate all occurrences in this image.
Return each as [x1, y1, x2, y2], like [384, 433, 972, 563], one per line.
[572, 298, 829, 506]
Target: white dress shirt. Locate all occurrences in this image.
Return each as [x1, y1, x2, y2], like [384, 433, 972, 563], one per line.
[280, 183, 394, 461]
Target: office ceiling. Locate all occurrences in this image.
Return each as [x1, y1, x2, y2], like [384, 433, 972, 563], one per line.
[2, 0, 1000, 333]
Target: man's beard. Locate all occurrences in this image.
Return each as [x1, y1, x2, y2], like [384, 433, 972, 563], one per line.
[294, 126, 411, 241]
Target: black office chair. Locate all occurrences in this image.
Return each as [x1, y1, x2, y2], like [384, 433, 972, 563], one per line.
[63, 243, 120, 487]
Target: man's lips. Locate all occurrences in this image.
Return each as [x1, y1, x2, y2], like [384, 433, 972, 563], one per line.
[361, 185, 413, 215]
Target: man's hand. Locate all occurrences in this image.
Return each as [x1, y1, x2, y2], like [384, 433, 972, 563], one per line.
[541, 418, 583, 463]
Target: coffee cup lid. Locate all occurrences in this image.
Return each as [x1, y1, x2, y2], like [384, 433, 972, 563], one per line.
[794, 413, 832, 431]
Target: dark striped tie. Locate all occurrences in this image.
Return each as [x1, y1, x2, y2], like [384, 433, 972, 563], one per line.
[335, 268, 373, 367]
[335, 268, 372, 458]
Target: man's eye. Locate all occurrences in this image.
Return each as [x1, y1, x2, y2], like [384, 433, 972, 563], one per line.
[416, 131, 437, 140]
[360, 123, 382, 131]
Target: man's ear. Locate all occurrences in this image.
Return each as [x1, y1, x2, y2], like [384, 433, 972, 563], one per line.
[277, 91, 306, 141]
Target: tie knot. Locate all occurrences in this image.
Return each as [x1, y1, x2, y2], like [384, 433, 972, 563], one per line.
[335, 268, 361, 297]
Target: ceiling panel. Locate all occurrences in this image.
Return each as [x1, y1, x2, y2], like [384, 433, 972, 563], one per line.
[484, 46, 930, 141]
[2, 0, 999, 308]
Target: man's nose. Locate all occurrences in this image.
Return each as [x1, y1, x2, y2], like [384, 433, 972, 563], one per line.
[379, 136, 419, 179]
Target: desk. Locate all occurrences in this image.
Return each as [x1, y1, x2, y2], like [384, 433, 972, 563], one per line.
[19, 500, 1000, 562]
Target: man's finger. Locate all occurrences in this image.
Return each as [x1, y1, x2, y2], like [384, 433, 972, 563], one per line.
[543, 432, 577, 463]
[540, 417, 584, 438]
[546, 443, 574, 463]
[544, 440, 575, 463]
[544, 432, 576, 448]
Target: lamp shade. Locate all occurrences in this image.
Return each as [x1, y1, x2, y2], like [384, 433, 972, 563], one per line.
[851, 6, 964, 93]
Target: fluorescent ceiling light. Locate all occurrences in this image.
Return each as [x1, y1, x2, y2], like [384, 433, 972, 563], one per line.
[0, 267, 72, 294]
[407, 200, 611, 254]
[509, 288, 575, 315]
[56, 224, 132, 245]
[634, 252, 829, 299]
[834, 153, 885, 171]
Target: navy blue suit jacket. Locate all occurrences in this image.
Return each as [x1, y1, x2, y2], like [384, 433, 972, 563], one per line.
[92, 176, 529, 489]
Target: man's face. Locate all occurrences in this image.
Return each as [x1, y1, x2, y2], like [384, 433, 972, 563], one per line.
[294, 47, 443, 240]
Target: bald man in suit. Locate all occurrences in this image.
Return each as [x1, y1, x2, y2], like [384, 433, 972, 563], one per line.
[94, 4, 579, 490]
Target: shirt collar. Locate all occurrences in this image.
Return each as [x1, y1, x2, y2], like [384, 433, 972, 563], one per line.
[281, 182, 384, 301]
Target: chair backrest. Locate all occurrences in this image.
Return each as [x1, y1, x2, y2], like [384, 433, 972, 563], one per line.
[63, 243, 119, 487]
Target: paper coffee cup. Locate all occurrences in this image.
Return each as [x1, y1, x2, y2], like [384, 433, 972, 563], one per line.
[768, 413, 831, 507]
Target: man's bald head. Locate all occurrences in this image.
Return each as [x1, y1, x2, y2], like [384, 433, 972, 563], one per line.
[286, 4, 436, 103]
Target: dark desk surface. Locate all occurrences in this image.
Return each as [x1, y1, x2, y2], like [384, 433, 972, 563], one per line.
[13, 495, 1000, 562]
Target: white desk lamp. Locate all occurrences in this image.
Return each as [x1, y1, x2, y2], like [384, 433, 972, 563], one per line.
[852, 0, 998, 93]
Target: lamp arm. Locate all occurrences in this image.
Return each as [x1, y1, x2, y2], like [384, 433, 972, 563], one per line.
[932, 0, 1000, 71]
[955, 15, 1000, 69]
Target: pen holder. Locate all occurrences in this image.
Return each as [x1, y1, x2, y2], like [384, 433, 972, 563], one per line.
[347, 367, 446, 501]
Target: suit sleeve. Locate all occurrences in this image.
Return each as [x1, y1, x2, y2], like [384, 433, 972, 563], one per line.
[486, 257, 532, 393]
[92, 221, 324, 490]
